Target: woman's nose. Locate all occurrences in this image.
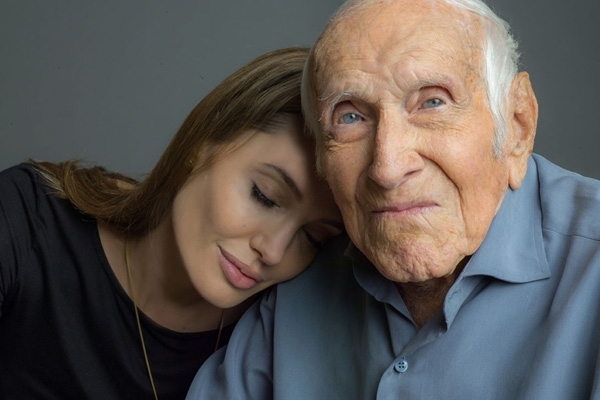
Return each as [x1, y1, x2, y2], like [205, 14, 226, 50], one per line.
[249, 225, 294, 266]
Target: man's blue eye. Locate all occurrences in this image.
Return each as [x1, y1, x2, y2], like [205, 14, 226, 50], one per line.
[423, 98, 443, 109]
[340, 113, 360, 124]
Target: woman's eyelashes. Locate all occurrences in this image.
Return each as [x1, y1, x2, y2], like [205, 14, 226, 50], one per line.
[251, 183, 278, 209]
[250, 183, 339, 251]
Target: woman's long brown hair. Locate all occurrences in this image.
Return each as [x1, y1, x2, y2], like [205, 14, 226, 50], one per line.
[33, 47, 310, 237]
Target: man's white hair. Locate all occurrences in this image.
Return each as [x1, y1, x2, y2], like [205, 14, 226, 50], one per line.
[302, 0, 520, 157]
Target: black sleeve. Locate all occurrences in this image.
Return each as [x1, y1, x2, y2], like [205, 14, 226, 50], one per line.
[0, 164, 44, 317]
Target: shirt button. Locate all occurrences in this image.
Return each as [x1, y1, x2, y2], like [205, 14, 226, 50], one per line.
[394, 358, 409, 373]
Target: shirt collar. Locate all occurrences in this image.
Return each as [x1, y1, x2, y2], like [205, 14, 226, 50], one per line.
[462, 157, 550, 283]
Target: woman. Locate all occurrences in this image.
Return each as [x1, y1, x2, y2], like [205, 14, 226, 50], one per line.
[0, 47, 343, 399]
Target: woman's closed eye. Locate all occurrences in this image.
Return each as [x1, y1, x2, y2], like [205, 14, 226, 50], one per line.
[251, 183, 278, 209]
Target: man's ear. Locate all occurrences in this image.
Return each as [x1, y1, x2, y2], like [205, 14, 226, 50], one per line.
[506, 71, 538, 190]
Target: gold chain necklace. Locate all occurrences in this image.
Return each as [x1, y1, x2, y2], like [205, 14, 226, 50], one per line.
[124, 240, 225, 400]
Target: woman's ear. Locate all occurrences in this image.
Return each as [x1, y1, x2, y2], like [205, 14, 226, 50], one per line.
[506, 72, 538, 190]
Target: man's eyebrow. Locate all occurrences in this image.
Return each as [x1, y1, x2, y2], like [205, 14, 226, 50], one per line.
[320, 89, 359, 113]
[265, 164, 302, 200]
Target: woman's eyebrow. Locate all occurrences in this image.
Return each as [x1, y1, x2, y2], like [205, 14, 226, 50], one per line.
[264, 163, 302, 200]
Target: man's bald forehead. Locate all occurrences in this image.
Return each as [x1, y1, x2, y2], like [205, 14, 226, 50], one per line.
[312, 0, 484, 80]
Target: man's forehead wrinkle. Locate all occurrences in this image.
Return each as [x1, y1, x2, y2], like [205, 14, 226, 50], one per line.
[445, 8, 487, 73]
[316, 45, 470, 102]
[313, 0, 487, 113]
[313, 0, 387, 71]
[314, 35, 374, 112]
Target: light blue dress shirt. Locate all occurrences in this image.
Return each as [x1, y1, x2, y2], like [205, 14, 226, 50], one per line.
[187, 154, 600, 399]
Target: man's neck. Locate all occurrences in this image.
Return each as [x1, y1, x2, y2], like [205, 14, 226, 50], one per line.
[396, 259, 468, 329]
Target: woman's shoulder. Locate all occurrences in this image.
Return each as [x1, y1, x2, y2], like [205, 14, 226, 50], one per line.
[0, 162, 53, 196]
[0, 163, 52, 213]
[0, 163, 54, 298]
[0, 162, 87, 241]
[1, 162, 40, 181]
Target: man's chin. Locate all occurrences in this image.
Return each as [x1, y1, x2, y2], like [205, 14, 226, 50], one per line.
[368, 251, 460, 284]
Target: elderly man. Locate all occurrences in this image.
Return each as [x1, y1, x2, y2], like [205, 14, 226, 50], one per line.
[187, 0, 600, 398]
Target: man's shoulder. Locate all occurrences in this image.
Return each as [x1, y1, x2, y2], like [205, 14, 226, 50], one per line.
[534, 154, 600, 240]
[275, 233, 361, 304]
[283, 233, 354, 286]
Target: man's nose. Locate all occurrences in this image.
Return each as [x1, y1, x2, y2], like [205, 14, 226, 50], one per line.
[367, 111, 425, 190]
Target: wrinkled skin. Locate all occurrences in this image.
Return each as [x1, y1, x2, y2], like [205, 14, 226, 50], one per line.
[311, 0, 538, 307]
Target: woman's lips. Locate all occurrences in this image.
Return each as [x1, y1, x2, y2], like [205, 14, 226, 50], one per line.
[218, 248, 262, 290]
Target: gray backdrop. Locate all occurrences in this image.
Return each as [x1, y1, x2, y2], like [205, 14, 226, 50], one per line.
[1, 0, 599, 179]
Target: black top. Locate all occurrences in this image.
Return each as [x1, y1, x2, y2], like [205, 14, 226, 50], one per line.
[0, 164, 233, 399]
